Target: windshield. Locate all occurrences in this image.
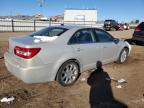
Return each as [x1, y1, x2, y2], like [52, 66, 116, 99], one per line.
[29, 27, 68, 37]
[104, 20, 111, 24]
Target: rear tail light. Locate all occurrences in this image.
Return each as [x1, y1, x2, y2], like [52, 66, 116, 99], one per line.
[14, 46, 41, 59]
[135, 27, 141, 31]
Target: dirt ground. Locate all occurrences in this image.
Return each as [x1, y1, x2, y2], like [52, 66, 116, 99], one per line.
[0, 30, 144, 108]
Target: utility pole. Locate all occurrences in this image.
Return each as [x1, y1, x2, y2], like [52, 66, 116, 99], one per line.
[37, 0, 44, 8]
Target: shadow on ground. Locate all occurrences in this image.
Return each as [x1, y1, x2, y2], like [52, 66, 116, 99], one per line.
[87, 62, 127, 108]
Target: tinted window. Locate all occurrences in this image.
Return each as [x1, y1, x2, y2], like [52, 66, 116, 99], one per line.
[112, 21, 118, 25]
[69, 29, 93, 44]
[104, 20, 111, 25]
[94, 29, 114, 42]
[104, 20, 118, 25]
[138, 22, 144, 30]
[29, 27, 68, 37]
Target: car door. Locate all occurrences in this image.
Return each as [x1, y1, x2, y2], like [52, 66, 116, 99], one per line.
[112, 20, 119, 30]
[93, 29, 119, 64]
[68, 28, 101, 71]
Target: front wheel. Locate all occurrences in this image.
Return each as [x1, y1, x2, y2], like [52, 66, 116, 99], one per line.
[57, 61, 79, 86]
[116, 48, 129, 64]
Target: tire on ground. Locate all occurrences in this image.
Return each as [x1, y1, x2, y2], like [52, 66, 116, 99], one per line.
[57, 60, 80, 86]
[116, 48, 129, 64]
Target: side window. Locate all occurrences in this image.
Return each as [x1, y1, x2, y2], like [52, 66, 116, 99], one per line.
[49, 29, 66, 36]
[113, 21, 118, 25]
[69, 29, 93, 44]
[94, 29, 114, 42]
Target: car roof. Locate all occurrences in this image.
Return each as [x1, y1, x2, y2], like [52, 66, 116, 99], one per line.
[51, 25, 96, 30]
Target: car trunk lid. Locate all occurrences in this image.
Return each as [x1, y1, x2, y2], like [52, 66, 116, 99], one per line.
[7, 35, 57, 67]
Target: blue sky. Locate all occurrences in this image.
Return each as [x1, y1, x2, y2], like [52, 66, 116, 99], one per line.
[0, 0, 143, 22]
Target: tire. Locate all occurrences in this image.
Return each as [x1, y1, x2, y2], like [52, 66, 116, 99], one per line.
[57, 61, 79, 86]
[116, 48, 129, 64]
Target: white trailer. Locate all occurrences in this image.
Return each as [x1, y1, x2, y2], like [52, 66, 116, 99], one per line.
[64, 9, 97, 25]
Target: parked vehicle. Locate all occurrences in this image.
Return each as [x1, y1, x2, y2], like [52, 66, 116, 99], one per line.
[103, 20, 121, 31]
[4, 26, 131, 86]
[119, 23, 130, 30]
[132, 22, 144, 43]
[122, 23, 130, 30]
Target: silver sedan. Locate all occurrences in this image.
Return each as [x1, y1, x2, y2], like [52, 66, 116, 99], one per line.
[4, 26, 131, 86]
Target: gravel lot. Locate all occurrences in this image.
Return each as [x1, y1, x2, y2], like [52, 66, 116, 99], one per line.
[0, 30, 144, 108]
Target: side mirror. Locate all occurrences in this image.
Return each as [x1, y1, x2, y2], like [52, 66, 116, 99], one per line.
[114, 38, 119, 44]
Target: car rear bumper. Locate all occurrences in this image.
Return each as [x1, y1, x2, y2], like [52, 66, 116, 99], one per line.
[4, 52, 56, 83]
[132, 36, 144, 42]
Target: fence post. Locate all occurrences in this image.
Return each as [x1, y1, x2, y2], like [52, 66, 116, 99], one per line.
[34, 20, 36, 31]
[11, 19, 14, 32]
[49, 18, 51, 27]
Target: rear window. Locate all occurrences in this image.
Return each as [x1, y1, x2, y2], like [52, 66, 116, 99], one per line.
[29, 27, 68, 37]
[137, 22, 144, 29]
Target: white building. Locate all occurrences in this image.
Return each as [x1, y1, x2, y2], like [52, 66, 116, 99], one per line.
[64, 9, 97, 25]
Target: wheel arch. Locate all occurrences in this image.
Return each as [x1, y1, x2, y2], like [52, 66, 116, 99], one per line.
[123, 46, 130, 55]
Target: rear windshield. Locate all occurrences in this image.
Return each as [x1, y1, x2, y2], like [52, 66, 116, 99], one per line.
[29, 27, 68, 37]
[138, 22, 144, 29]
